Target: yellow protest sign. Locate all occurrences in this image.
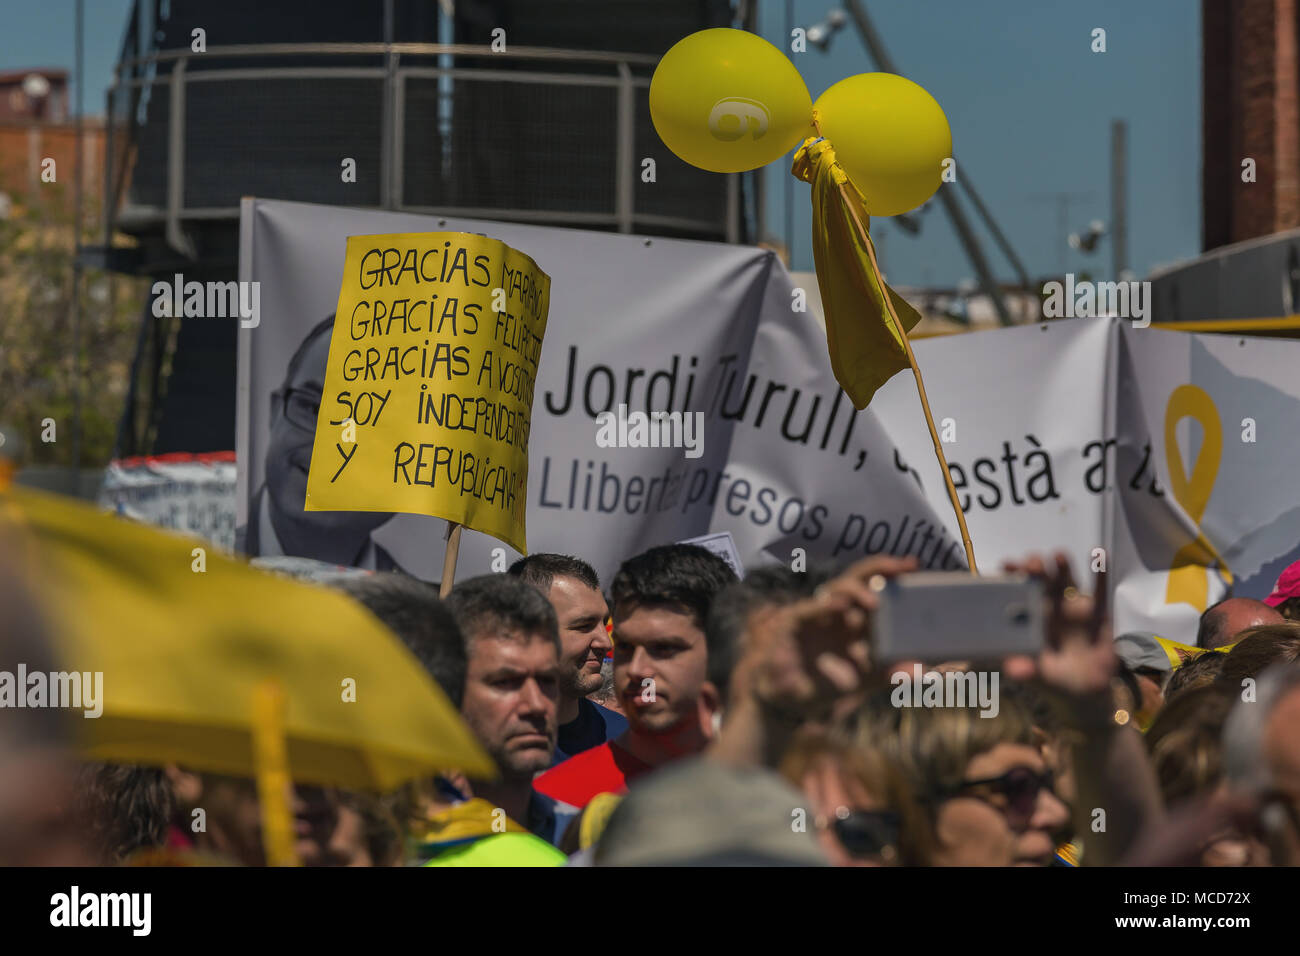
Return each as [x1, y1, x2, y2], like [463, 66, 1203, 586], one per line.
[305, 232, 550, 553]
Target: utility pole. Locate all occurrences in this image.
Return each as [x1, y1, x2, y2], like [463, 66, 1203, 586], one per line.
[842, 0, 1013, 326]
[1111, 120, 1128, 280]
[71, 0, 84, 477]
[785, 0, 796, 267]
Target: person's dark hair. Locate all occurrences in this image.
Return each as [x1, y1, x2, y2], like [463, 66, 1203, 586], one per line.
[1216, 624, 1300, 687]
[1165, 650, 1226, 701]
[1000, 680, 1064, 739]
[280, 315, 335, 392]
[1274, 596, 1300, 622]
[610, 543, 737, 629]
[73, 764, 173, 864]
[705, 564, 833, 706]
[445, 574, 560, 654]
[1196, 599, 1232, 649]
[339, 790, 405, 866]
[0, 540, 68, 751]
[332, 573, 468, 708]
[507, 553, 600, 595]
[1145, 684, 1236, 808]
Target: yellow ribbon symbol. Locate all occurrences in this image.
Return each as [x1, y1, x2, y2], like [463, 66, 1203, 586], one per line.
[1163, 384, 1232, 611]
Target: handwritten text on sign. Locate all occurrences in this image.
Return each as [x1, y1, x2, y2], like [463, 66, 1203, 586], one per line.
[305, 232, 550, 553]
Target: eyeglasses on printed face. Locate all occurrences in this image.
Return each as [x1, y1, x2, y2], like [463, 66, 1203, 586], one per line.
[277, 387, 321, 431]
[940, 766, 1056, 827]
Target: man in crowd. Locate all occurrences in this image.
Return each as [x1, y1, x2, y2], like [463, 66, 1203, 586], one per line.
[1196, 597, 1283, 650]
[445, 575, 577, 846]
[332, 572, 466, 708]
[508, 553, 627, 763]
[533, 544, 737, 807]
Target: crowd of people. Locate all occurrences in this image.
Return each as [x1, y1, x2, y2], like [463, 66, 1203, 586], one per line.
[4, 528, 1300, 867]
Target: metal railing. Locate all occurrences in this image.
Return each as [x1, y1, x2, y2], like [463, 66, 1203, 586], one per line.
[105, 43, 743, 258]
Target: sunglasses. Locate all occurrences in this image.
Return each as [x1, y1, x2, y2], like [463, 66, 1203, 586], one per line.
[819, 809, 901, 862]
[939, 766, 1056, 827]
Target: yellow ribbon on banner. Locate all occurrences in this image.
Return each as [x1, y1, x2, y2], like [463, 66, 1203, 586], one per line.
[1163, 385, 1232, 611]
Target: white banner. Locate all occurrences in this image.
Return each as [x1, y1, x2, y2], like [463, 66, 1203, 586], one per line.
[1107, 326, 1300, 640]
[236, 199, 1300, 644]
[99, 453, 238, 551]
[236, 198, 948, 588]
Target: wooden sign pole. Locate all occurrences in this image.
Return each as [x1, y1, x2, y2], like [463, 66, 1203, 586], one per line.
[440, 522, 463, 597]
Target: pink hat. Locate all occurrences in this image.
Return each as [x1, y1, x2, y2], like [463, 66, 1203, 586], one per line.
[1264, 559, 1300, 607]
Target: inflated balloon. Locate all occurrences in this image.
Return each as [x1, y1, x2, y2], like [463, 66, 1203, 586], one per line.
[650, 28, 813, 174]
[813, 73, 951, 217]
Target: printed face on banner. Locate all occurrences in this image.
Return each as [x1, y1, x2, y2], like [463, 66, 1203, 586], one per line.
[304, 232, 550, 553]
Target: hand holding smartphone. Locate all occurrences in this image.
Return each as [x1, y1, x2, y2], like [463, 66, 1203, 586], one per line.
[869, 572, 1045, 663]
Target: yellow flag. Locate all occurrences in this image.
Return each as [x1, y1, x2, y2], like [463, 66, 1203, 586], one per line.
[5, 485, 495, 790]
[792, 136, 922, 410]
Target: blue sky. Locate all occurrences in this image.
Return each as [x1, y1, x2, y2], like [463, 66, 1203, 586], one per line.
[757, 0, 1201, 285]
[2, 0, 1200, 286]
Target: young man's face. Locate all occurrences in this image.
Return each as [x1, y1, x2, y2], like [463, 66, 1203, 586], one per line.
[612, 603, 708, 735]
[547, 575, 611, 701]
[460, 632, 560, 779]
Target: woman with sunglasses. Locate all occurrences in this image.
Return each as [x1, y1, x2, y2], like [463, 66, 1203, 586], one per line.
[853, 691, 1071, 866]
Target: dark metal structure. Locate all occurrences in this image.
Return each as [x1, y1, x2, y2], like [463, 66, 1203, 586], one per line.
[98, 0, 749, 456]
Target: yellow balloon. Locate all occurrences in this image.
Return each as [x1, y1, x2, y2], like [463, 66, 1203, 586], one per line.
[813, 73, 952, 217]
[650, 29, 813, 174]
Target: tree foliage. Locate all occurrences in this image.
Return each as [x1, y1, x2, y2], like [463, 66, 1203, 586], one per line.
[0, 184, 145, 467]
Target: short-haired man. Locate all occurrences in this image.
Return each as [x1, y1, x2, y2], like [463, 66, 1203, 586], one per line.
[508, 553, 627, 763]
[445, 575, 577, 846]
[332, 572, 466, 707]
[704, 564, 834, 711]
[533, 544, 737, 808]
[1196, 597, 1283, 650]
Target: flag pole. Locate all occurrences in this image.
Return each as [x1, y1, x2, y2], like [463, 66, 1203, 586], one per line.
[440, 522, 463, 597]
[812, 116, 978, 574]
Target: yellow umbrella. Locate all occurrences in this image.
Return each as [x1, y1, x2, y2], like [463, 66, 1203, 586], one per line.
[2, 486, 493, 792]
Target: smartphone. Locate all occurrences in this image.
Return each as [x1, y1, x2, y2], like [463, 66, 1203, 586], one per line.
[870, 572, 1045, 662]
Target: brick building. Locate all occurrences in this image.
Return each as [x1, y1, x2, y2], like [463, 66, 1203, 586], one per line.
[1202, 0, 1300, 249]
[0, 68, 104, 215]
